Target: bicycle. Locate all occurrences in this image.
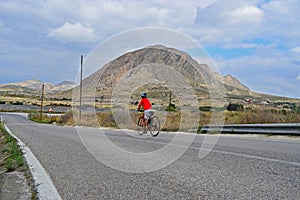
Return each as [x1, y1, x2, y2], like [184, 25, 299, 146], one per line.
[137, 110, 160, 137]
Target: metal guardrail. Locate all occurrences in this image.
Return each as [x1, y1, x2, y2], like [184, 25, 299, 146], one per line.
[201, 123, 300, 136]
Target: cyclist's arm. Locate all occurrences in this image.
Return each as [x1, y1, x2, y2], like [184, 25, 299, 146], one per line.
[137, 100, 143, 111]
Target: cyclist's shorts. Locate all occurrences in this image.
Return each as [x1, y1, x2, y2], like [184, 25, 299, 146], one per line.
[144, 109, 152, 119]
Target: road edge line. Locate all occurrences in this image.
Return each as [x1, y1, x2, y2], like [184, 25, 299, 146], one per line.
[3, 123, 62, 200]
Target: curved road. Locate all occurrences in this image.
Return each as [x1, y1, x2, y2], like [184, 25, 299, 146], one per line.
[1, 113, 300, 199]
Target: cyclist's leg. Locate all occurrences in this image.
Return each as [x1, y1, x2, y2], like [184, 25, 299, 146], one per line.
[144, 110, 151, 128]
[143, 119, 148, 133]
[138, 116, 145, 135]
[139, 117, 144, 126]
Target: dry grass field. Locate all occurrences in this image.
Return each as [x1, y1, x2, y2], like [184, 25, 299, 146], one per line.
[28, 104, 300, 133]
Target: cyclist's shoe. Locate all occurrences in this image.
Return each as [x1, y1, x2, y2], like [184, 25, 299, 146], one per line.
[143, 129, 147, 134]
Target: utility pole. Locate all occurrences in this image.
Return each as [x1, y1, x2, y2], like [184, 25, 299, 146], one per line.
[169, 91, 172, 113]
[100, 95, 103, 110]
[79, 55, 83, 122]
[40, 83, 44, 121]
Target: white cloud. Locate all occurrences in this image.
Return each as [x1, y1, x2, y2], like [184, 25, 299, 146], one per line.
[48, 22, 96, 42]
[228, 6, 264, 24]
[194, 3, 265, 45]
[194, 0, 300, 47]
[297, 76, 300, 80]
[41, 0, 199, 37]
[260, 0, 300, 45]
[2, 0, 300, 46]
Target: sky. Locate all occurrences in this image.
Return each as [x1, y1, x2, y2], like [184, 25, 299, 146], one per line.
[0, 0, 299, 98]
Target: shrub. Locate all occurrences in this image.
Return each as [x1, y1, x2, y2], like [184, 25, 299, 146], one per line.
[97, 112, 117, 128]
[28, 113, 62, 124]
[60, 111, 74, 125]
[199, 106, 212, 112]
[166, 103, 176, 112]
[281, 109, 287, 115]
[12, 101, 23, 105]
[227, 103, 244, 111]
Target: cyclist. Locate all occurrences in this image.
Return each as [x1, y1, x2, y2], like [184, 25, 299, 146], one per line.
[137, 92, 152, 131]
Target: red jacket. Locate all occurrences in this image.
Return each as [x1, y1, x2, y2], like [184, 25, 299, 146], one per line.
[138, 98, 152, 111]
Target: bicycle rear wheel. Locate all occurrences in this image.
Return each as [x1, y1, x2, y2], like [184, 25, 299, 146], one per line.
[137, 117, 145, 135]
[149, 116, 160, 137]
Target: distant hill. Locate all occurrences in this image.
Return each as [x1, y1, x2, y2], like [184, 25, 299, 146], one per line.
[0, 80, 76, 96]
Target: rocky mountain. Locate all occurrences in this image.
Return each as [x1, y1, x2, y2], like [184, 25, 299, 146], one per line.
[68, 45, 258, 105]
[0, 80, 76, 96]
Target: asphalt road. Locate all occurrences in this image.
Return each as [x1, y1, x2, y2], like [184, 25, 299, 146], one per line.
[1, 113, 300, 200]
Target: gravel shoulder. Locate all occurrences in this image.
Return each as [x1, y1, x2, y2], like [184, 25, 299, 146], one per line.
[0, 171, 33, 200]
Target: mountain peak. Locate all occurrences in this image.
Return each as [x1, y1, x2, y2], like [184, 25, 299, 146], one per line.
[224, 74, 238, 81]
[223, 74, 250, 94]
[55, 81, 76, 87]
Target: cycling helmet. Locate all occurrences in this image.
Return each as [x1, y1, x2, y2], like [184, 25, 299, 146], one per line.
[141, 92, 147, 98]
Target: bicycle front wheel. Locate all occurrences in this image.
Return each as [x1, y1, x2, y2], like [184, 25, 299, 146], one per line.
[137, 117, 144, 135]
[149, 116, 160, 137]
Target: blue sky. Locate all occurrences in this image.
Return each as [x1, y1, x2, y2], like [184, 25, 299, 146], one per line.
[0, 0, 299, 98]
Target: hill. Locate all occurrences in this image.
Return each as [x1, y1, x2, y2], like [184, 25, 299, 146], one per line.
[0, 80, 76, 97]
[65, 45, 299, 107]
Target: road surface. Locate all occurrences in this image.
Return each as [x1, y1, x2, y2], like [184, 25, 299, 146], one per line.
[1, 113, 300, 199]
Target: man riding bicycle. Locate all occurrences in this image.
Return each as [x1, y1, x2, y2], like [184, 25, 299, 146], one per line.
[137, 92, 152, 130]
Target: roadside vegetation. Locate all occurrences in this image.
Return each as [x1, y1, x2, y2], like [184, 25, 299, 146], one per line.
[27, 102, 300, 132]
[225, 108, 300, 124]
[0, 122, 25, 173]
[28, 113, 62, 124]
[29, 106, 300, 134]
